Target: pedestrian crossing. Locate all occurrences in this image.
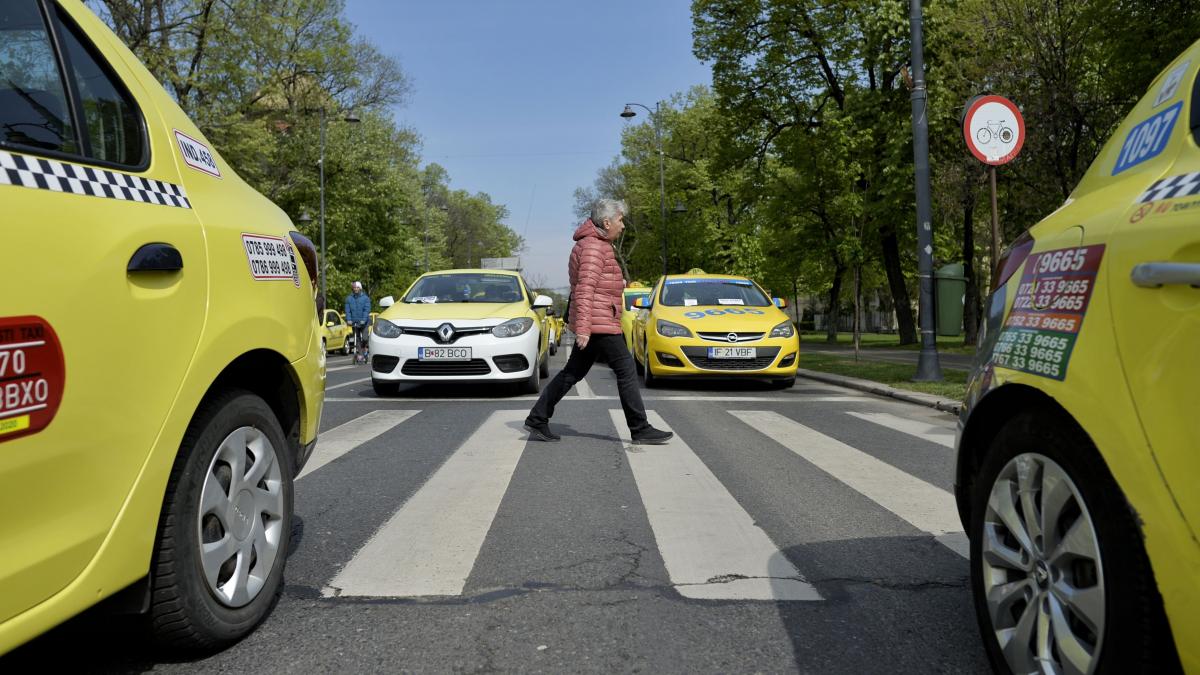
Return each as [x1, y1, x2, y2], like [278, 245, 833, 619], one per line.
[304, 403, 965, 602]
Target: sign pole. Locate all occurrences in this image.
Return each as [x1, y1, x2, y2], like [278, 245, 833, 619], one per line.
[909, 0, 943, 382]
[989, 165, 1001, 269]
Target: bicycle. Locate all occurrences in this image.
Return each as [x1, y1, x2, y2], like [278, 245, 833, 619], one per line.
[351, 321, 369, 365]
[976, 120, 1014, 145]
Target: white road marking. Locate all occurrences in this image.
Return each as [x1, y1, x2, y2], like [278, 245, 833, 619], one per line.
[324, 395, 870, 403]
[326, 364, 357, 372]
[573, 378, 597, 398]
[325, 376, 370, 391]
[732, 411, 967, 558]
[298, 410, 420, 479]
[325, 410, 530, 597]
[611, 410, 821, 601]
[847, 412, 955, 449]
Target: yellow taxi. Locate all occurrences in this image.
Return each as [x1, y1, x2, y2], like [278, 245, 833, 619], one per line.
[620, 281, 652, 353]
[321, 309, 352, 355]
[0, 0, 324, 654]
[370, 270, 553, 394]
[630, 270, 799, 388]
[956, 42, 1200, 672]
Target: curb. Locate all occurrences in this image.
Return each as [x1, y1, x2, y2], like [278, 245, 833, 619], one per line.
[796, 368, 963, 415]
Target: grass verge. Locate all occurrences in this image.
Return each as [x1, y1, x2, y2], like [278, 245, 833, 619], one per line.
[799, 331, 977, 356]
[799, 350, 968, 401]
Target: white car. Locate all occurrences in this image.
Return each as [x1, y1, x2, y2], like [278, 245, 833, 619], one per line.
[368, 269, 553, 395]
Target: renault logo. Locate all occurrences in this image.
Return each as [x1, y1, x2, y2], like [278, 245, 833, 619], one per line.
[727, 332, 738, 343]
[437, 323, 455, 343]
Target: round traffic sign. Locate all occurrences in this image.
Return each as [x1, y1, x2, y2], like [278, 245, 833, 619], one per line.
[963, 95, 1025, 165]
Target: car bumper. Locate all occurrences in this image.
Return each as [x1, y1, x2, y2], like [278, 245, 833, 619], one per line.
[647, 336, 800, 377]
[370, 328, 540, 382]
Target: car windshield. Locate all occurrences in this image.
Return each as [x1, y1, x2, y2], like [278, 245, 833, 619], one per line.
[659, 279, 770, 307]
[624, 292, 650, 310]
[403, 273, 525, 304]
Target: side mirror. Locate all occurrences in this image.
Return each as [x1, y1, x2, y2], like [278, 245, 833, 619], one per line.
[326, 321, 335, 327]
[545, 308, 556, 316]
[379, 296, 395, 308]
[633, 297, 649, 308]
[773, 297, 788, 309]
[532, 294, 553, 309]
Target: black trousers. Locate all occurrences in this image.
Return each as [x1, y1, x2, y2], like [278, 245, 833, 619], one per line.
[526, 333, 649, 432]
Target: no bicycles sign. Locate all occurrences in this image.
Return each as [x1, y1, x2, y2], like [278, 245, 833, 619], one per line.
[963, 95, 1025, 165]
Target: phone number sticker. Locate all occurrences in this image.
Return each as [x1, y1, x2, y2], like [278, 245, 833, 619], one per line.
[241, 233, 301, 287]
[995, 245, 1104, 381]
[0, 316, 66, 443]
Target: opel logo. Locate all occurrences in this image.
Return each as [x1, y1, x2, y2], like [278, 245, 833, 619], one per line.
[437, 323, 455, 343]
[727, 332, 738, 343]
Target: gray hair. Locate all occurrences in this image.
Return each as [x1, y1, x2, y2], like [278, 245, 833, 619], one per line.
[590, 198, 626, 228]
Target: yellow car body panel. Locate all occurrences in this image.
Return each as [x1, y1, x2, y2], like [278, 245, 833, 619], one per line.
[322, 309, 351, 353]
[0, 0, 323, 654]
[631, 274, 799, 379]
[621, 287, 652, 353]
[959, 44, 1200, 668]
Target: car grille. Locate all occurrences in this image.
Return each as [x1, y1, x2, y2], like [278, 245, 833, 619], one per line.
[680, 346, 780, 371]
[697, 331, 765, 343]
[400, 326, 493, 344]
[400, 358, 492, 376]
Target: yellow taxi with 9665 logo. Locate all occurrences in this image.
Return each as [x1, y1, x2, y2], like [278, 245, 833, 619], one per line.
[1, 0, 324, 655]
[630, 270, 799, 388]
[955, 40, 1200, 672]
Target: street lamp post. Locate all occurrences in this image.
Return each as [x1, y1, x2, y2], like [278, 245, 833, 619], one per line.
[621, 102, 668, 276]
[313, 107, 360, 307]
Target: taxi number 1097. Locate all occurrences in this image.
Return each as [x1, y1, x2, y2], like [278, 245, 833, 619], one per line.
[0, 349, 27, 378]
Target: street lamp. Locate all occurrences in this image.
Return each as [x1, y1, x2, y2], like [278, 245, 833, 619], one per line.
[314, 107, 360, 306]
[620, 102, 669, 275]
[669, 201, 687, 270]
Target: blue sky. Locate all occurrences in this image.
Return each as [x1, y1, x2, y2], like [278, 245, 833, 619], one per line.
[343, 0, 711, 288]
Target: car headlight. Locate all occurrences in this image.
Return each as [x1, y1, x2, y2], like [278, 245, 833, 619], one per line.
[770, 320, 795, 338]
[657, 319, 692, 338]
[493, 317, 535, 338]
[373, 319, 403, 338]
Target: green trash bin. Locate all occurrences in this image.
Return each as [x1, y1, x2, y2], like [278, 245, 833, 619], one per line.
[934, 263, 967, 337]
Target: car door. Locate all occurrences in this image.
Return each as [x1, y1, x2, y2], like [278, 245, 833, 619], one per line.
[324, 310, 345, 348]
[1107, 59, 1200, 536]
[0, 0, 206, 623]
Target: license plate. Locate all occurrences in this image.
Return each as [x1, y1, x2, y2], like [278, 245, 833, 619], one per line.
[418, 347, 471, 361]
[708, 347, 756, 359]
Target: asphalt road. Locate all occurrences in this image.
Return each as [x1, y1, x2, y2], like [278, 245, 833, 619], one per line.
[7, 345, 989, 673]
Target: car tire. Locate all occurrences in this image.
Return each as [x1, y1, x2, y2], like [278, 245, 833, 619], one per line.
[549, 341, 557, 356]
[539, 352, 551, 378]
[372, 379, 399, 397]
[521, 356, 542, 394]
[969, 409, 1179, 674]
[642, 340, 657, 388]
[148, 389, 292, 651]
[341, 340, 350, 356]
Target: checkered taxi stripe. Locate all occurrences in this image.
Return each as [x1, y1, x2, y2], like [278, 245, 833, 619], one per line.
[1136, 171, 1200, 203]
[0, 149, 191, 208]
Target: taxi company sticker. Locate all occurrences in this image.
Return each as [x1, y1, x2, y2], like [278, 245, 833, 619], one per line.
[174, 130, 222, 178]
[993, 245, 1105, 381]
[683, 308, 766, 320]
[1112, 102, 1182, 175]
[1153, 60, 1191, 107]
[242, 233, 301, 287]
[0, 316, 66, 443]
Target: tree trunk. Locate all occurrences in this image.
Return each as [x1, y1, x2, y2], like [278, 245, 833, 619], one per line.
[962, 183, 982, 346]
[825, 263, 845, 344]
[879, 224, 917, 343]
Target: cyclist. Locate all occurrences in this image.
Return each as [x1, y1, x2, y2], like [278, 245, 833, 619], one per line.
[345, 280, 372, 363]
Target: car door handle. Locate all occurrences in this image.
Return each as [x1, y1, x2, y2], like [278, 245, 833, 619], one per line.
[127, 243, 183, 272]
[1131, 262, 1200, 288]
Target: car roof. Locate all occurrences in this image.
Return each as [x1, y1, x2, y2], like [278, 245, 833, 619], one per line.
[419, 268, 521, 278]
[662, 273, 752, 282]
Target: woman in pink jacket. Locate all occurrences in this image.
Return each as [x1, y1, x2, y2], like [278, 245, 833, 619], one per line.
[525, 199, 672, 445]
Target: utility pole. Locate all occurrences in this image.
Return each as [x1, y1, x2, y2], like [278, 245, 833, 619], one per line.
[909, 0, 943, 381]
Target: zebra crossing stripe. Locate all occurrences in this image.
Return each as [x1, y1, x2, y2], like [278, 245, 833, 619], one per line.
[324, 410, 529, 597]
[573, 378, 597, 398]
[846, 412, 955, 449]
[298, 410, 420, 479]
[612, 410, 822, 601]
[732, 411, 968, 559]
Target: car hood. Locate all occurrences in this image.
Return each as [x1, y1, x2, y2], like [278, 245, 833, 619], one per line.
[380, 301, 529, 323]
[652, 304, 790, 332]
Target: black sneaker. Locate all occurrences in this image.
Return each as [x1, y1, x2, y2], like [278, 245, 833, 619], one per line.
[524, 422, 561, 442]
[630, 426, 673, 445]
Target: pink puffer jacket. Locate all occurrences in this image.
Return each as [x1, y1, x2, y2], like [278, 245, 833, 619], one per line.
[568, 219, 624, 338]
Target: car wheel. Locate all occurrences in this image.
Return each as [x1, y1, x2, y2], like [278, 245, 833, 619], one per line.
[341, 340, 350, 356]
[539, 351, 551, 378]
[149, 390, 292, 650]
[549, 341, 557, 356]
[522, 356, 542, 394]
[969, 410, 1178, 674]
[642, 340, 657, 388]
[372, 379, 399, 397]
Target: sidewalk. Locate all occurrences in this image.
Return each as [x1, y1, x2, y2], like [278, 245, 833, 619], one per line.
[803, 344, 975, 371]
[797, 368, 963, 415]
